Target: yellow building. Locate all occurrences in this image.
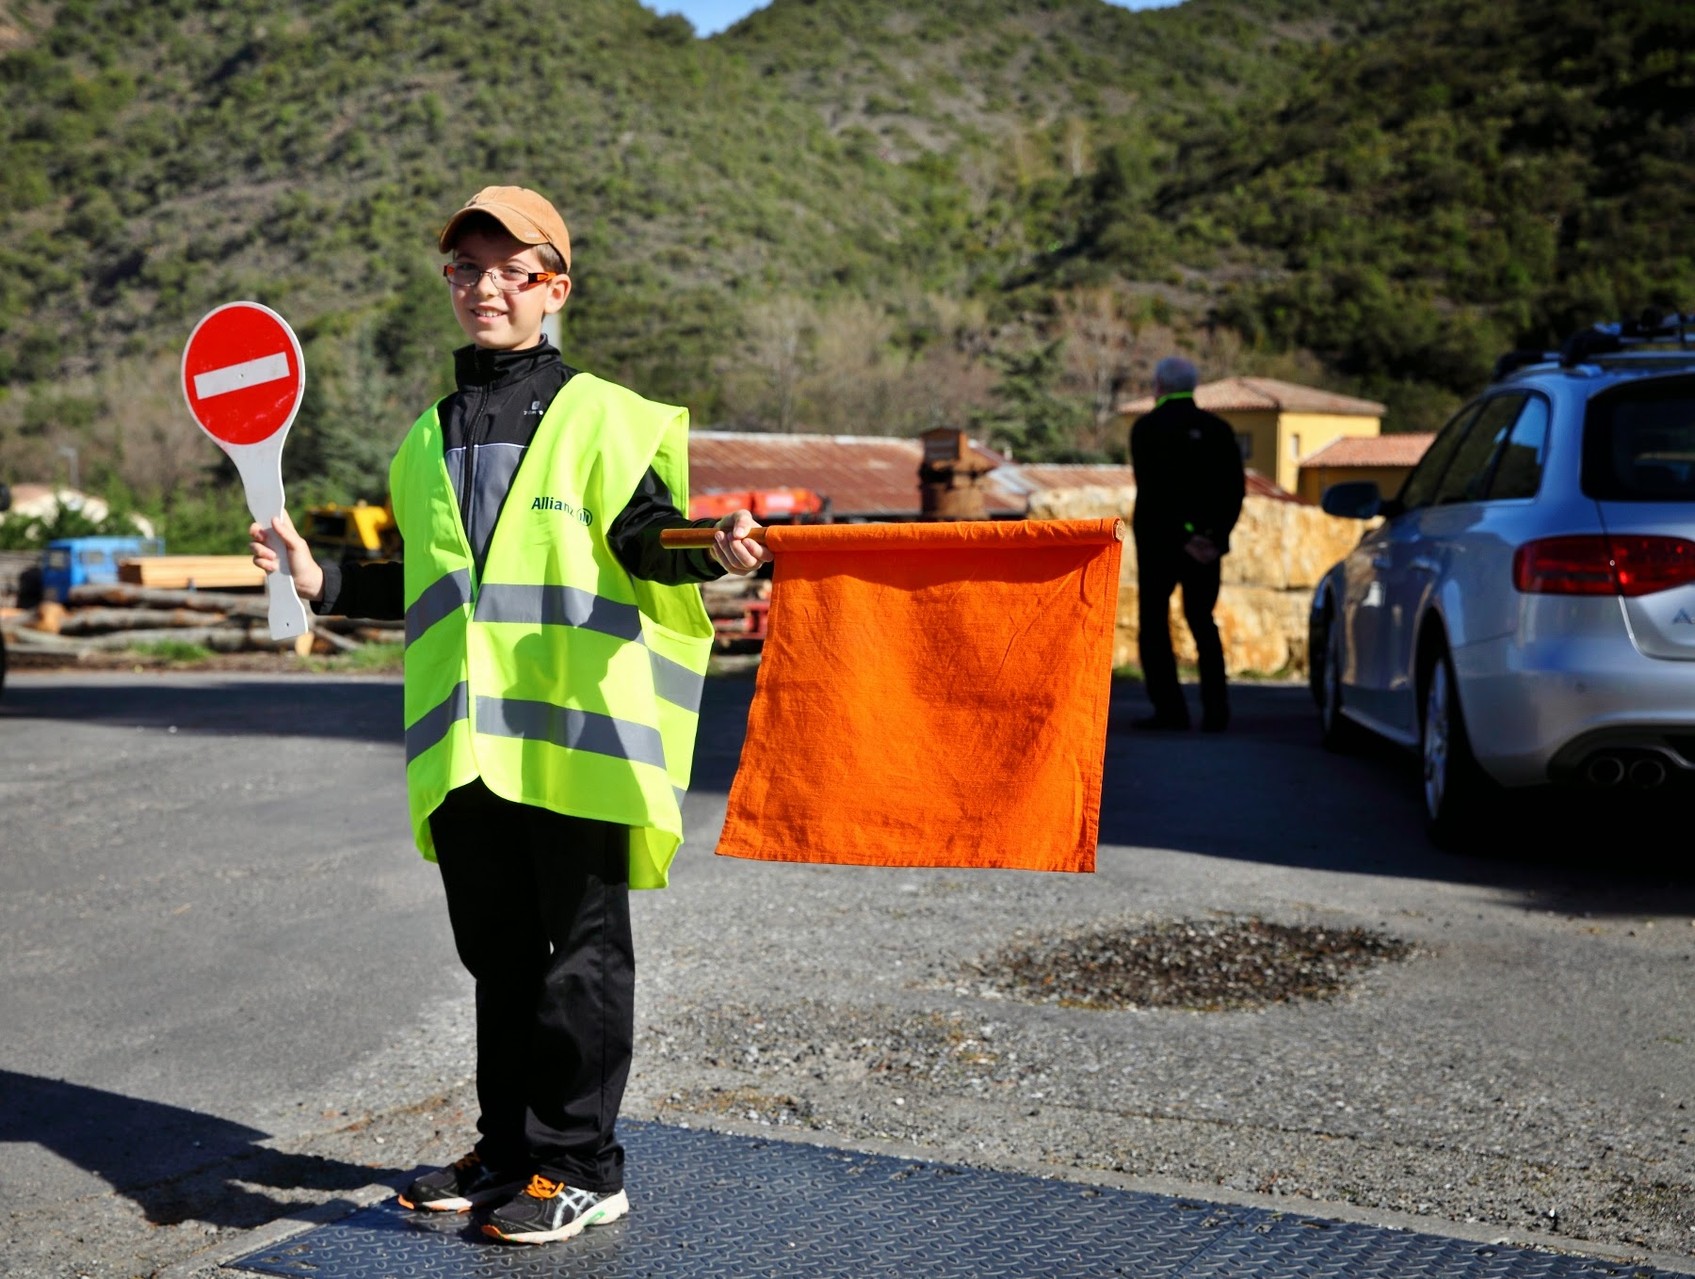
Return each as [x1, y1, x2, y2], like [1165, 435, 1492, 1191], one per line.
[1117, 377, 1387, 496]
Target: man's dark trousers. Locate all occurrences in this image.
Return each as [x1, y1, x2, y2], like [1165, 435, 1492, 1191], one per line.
[1137, 535, 1227, 727]
[430, 778, 634, 1194]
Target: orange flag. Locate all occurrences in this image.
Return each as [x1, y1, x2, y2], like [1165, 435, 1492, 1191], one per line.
[716, 518, 1123, 874]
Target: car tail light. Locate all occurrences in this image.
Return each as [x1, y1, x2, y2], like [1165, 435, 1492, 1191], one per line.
[1612, 535, 1695, 595]
[1513, 534, 1695, 596]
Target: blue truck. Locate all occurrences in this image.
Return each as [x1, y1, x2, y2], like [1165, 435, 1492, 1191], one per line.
[38, 535, 166, 603]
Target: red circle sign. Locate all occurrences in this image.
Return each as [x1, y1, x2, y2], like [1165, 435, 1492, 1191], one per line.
[181, 302, 305, 447]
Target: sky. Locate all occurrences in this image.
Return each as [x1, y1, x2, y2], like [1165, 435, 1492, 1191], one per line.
[655, 0, 1180, 37]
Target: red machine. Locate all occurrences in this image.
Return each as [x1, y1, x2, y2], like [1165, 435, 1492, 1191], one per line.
[687, 487, 827, 523]
[689, 490, 825, 649]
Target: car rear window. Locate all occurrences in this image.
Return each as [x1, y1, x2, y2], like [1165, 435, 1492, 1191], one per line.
[1486, 396, 1549, 500]
[1397, 402, 1480, 509]
[1432, 393, 1527, 504]
[1583, 375, 1695, 501]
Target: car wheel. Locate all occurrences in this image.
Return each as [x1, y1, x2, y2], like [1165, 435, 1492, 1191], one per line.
[1420, 644, 1492, 848]
[1318, 610, 1360, 753]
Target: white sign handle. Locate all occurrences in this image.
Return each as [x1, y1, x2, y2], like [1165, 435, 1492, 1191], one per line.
[227, 441, 310, 640]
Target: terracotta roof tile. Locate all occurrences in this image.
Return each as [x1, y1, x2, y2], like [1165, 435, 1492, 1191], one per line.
[1117, 376, 1387, 417]
[1300, 433, 1435, 468]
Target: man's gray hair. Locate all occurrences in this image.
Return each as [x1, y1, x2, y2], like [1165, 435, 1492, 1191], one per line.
[1153, 356, 1199, 393]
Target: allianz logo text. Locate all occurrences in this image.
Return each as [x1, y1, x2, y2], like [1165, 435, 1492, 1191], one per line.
[531, 495, 594, 526]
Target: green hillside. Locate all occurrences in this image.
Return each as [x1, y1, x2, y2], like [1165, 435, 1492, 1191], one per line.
[1146, 0, 1695, 420]
[718, 0, 1374, 158]
[0, 0, 1688, 547]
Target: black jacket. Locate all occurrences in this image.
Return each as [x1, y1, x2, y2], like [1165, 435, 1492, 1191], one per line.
[1128, 393, 1246, 555]
[317, 339, 721, 619]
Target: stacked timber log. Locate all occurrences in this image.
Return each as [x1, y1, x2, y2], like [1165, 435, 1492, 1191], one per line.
[700, 575, 770, 648]
[1, 583, 403, 660]
[118, 555, 266, 590]
[2, 570, 766, 661]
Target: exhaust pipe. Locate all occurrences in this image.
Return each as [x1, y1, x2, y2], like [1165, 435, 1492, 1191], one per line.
[1586, 755, 1627, 786]
[1629, 757, 1668, 789]
[1585, 754, 1626, 788]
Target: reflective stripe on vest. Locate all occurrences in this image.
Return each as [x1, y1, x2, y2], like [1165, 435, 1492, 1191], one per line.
[405, 679, 468, 761]
[474, 582, 643, 641]
[649, 648, 705, 712]
[405, 569, 473, 646]
[401, 581, 702, 763]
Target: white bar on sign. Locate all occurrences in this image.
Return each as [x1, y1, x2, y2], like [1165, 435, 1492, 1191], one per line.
[194, 352, 290, 399]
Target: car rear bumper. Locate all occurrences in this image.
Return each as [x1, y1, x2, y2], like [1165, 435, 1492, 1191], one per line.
[1453, 629, 1695, 788]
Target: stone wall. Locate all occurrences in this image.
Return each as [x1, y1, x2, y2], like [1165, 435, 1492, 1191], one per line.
[1028, 486, 1365, 677]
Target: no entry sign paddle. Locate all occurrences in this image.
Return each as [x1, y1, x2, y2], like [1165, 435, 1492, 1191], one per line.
[181, 302, 310, 640]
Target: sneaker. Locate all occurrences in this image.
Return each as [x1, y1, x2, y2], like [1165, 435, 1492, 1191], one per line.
[482, 1174, 630, 1245]
[397, 1152, 525, 1212]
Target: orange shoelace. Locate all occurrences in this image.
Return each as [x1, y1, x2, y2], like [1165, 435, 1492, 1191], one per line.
[524, 1174, 565, 1200]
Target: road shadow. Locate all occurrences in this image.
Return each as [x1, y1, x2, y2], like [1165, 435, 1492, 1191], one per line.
[0, 1069, 406, 1229]
[692, 670, 1695, 915]
[10, 670, 1686, 917]
[1101, 678, 1695, 915]
[0, 677, 402, 744]
[692, 674, 759, 793]
[0, 671, 754, 755]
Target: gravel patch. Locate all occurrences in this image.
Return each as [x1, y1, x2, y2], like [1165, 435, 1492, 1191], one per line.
[964, 915, 1414, 1011]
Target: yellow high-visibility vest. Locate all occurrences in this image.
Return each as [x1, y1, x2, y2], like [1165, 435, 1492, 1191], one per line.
[389, 372, 713, 889]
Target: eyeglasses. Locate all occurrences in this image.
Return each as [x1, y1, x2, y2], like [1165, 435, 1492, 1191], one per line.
[442, 263, 564, 291]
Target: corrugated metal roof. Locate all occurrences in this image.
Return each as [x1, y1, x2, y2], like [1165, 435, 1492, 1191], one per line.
[688, 437, 1305, 520]
[689, 431, 1023, 518]
[1301, 433, 1435, 468]
[1000, 463, 1137, 491]
[1117, 377, 1387, 418]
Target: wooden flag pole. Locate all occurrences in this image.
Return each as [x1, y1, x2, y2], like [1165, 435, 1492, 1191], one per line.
[661, 521, 1125, 548]
[660, 525, 768, 549]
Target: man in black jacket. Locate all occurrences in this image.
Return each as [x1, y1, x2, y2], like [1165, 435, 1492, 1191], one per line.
[1129, 356, 1245, 732]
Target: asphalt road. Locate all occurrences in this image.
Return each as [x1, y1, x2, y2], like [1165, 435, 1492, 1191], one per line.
[1, 670, 1691, 1278]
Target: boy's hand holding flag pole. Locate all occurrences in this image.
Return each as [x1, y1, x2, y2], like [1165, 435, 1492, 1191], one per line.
[663, 517, 1125, 873]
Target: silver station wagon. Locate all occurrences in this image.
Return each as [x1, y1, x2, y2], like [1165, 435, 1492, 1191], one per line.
[1310, 314, 1695, 845]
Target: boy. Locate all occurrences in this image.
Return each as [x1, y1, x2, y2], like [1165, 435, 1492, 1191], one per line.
[251, 186, 769, 1244]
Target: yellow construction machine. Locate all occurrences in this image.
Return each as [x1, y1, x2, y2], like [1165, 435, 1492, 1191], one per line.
[302, 501, 402, 560]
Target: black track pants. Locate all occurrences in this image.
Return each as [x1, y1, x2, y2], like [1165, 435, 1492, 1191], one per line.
[429, 779, 634, 1193]
[1136, 542, 1227, 723]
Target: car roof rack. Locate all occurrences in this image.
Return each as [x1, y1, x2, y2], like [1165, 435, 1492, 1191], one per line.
[1492, 310, 1694, 380]
[1560, 309, 1693, 366]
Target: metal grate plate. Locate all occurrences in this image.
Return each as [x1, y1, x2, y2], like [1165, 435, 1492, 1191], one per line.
[227, 1120, 1690, 1279]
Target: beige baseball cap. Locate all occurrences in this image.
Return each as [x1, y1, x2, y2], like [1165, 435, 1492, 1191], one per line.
[438, 186, 571, 270]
